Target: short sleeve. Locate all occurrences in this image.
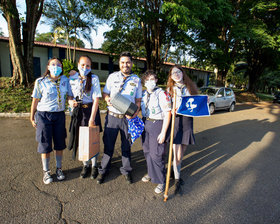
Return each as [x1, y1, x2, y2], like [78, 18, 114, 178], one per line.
[31, 79, 42, 99]
[159, 90, 171, 112]
[92, 75, 102, 98]
[103, 74, 113, 95]
[135, 77, 142, 99]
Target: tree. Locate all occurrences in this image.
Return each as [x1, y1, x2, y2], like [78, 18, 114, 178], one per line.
[240, 0, 280, 92]
[0, 0, 44, 86]
[88, 0, 180, 72]
[43, 0, 96, 62]
[35, 31, 85, 47]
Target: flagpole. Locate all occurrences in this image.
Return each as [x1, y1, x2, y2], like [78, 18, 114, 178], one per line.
[164, 89, 176, 202]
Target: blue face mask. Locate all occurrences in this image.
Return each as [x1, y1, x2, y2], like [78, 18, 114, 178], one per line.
[78, 65, 91, 77]
[49, 65, 62, 77]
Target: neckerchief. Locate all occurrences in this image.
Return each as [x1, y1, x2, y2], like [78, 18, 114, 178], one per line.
[145, 87, 158, 117]
[49, 75, 62, 109]
[119, 74, 131, 93]
[175, 83, 185, 96]
[79, 74, 87, 100]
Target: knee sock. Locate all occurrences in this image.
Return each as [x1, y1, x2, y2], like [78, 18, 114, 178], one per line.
[55, 155, 62, 169]
[91, 157, 97, 167]
[42, 157, 50, 172]
[83, 161, 89, 167]
[173, 159, 181, 180]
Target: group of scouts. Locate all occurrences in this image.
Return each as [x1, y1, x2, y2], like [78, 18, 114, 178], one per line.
[30, 51, 198, 195]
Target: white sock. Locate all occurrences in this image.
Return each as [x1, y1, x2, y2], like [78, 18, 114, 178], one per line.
[83, 161, 89, 167]
[91, 157, 97, 167]
[42, 157, 50, 172]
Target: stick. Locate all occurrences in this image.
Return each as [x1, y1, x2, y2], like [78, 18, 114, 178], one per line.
[164, 89, 176, 202]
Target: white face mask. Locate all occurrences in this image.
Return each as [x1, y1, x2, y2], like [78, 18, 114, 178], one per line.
[78, 65, 91, 77]
[171, 67, 183, 82]
[145, 80, 156, 91]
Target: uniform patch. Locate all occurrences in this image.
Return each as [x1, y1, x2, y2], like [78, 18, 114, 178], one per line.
[130, 83, 136, 86]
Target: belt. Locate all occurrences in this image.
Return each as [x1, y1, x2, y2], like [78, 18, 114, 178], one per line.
[81, 103, 92, 108]
[146, 117, 161, 122]
[108, 111, 125, 119]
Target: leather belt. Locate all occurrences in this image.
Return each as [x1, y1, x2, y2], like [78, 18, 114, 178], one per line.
[147, 117, 161, 122]
[108, 111, 125, 119]
[81, 103, 92, 108]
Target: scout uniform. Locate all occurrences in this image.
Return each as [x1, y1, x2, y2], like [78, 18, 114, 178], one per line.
[68, 72, 102, 129]
[141, 88, 171, 184]
[99, 71, 142, 175]
[32, 75, 71, 154]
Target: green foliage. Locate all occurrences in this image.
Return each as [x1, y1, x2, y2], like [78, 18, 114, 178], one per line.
[0, 78, 32, 113]
[62, 59, 77, 77]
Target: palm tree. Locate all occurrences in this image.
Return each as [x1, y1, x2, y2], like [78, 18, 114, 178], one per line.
[43, 0, 96, 62]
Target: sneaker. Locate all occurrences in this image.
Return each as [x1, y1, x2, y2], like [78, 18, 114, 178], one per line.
[154, 184, 165, 194]
[56, 168, 65, 181]
[80, 165, 91, 178]
[174, 178, 184, 195]
[90, 166, 98, 179]
[141, 174, 151, 182]
[43, 170, 53, 184]
[124, 173, 133, 184]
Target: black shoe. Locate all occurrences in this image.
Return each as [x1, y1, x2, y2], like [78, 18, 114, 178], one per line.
[174, 178, 184, 195]
[90, 166, 98, 179]
[97, 174, 105, 184]
[124, 173, 133, 184]
[80, 166, 91, 178]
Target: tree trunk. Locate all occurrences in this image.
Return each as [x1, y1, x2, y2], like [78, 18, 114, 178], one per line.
[24, 0, 44, 84]
[2, 0, 27, 86]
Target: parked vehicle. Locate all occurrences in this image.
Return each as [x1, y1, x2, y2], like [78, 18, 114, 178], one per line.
[273, 92, 280, 103]
[200, 87, 236, 114]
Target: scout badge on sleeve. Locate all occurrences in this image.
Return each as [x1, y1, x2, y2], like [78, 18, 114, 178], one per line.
[176, 95, 210, 117]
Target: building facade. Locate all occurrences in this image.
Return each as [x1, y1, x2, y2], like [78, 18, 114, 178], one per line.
[0, 36, 211, 85]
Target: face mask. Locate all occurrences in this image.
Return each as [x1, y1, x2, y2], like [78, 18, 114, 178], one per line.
[78, 65, 91, 77]
[171, 68, 183, 82]
[49, 65, 62, 77]
[145, 80, 156, 91]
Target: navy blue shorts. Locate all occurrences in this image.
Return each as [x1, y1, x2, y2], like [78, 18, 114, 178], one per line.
[35, 111, 66, 154]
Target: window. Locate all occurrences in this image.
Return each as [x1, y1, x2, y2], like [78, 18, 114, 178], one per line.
[101, 63, 109, 70]
[217, 88, 224, 97]
[92, 62, 99, 70]
[225, 88, 232, 96]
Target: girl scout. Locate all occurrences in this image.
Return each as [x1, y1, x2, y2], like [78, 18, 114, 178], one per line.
[166, 65, 198, 195]
[141, 70, 171, 194]
[30, 57, 71, 184]
[68, 55, 102, 179]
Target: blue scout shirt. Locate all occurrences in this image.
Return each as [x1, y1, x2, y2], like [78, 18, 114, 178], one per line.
[32, 75, 71, 112]
[103, 71, 142, 114]
[141, 88, 171, 119]
[68, 72, 102, 104]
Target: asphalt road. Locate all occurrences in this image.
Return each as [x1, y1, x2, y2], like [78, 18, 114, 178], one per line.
[1, 102, 280, 224]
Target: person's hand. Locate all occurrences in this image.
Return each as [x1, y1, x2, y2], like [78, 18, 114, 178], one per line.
[88, 119, 95, 127]
[157, 132, 166, 144]
[69, 100, 78, 108]
[69, 70, 77, 76]
[30, 118, 37, 128]
[105, 97, 112, 106]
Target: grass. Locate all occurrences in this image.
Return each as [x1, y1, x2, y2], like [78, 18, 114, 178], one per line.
[0, 77, 275, 113]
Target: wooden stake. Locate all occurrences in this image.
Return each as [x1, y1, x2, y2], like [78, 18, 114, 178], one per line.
[164, 89, 176, 202]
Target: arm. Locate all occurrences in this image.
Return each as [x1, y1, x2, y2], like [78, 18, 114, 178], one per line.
[30, 98, 40, 128]
[157, 110, 171, 144]
[88, 97, 99, 127]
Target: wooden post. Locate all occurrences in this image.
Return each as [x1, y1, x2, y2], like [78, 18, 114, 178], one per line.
[164, 89, 176, 202]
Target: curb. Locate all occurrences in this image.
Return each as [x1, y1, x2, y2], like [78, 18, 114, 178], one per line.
[0, 110, 108, 118]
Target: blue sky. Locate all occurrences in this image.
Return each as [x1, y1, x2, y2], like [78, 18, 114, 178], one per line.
[0, 2, 110, 49]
